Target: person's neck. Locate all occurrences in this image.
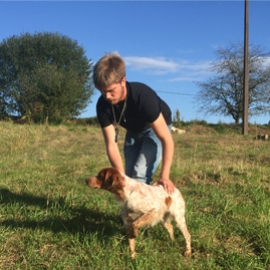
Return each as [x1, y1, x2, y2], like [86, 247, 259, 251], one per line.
[121, 85, 127, 102]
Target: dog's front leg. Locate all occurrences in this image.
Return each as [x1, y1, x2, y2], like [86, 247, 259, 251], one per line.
[133, 208, 156, 228]
[122, 208, 138, 259]
[128, 238, 136, 259]
[126, 224, 137, 259]
[126, 208, 157, 259]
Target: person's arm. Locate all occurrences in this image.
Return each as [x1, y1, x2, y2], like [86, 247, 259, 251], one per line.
[150, 113, 175, 194]
[101, 124, 125, 173]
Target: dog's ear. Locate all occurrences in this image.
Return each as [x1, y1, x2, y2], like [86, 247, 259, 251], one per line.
[101, 168, 123, 193]
[98, 168, 116, 190]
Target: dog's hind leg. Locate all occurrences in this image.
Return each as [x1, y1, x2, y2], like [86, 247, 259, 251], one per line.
[174, 214, 191, 256]
[163, 220, 174, 240]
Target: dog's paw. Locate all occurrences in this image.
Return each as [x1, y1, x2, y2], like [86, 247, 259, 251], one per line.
[131, 251, 136, 259]
[184, 249, 192, 257]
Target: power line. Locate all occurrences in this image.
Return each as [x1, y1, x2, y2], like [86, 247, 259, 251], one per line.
[156, 91, 195, 96]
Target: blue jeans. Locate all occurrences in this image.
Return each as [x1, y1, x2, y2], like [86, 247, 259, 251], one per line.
[124, 125, 171, 185]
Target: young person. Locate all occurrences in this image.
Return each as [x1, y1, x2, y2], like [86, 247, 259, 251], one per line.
[93, 52, 175, 194]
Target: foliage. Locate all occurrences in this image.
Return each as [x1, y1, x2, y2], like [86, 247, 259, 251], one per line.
[0, 32, 94, 123]
[65, 116, 100, 126]
[0, 122, 269, 269]
[196, 43, 270, 124]
[173, 109, 181, 128]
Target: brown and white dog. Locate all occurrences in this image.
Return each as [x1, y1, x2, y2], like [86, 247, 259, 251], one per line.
[85, 167, 191, 259]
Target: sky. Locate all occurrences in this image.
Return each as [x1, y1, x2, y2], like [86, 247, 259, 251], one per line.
[1, 0, 270, 124]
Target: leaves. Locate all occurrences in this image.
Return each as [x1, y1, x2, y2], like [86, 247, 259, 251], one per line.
[0, 32, 94, 123]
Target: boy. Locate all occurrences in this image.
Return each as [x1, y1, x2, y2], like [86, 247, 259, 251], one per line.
[93, 52, 175, 194]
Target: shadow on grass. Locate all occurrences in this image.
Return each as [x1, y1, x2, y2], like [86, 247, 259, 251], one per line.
[0, 188, 123, 242]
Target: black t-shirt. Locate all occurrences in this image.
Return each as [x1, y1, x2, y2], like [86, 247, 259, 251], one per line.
[96, 82, 172, 133]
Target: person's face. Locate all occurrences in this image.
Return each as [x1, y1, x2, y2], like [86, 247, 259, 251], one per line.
[101, 77, 127, 104]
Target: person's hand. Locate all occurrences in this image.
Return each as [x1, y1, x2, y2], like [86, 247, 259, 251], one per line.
[154, 178, 175, 194]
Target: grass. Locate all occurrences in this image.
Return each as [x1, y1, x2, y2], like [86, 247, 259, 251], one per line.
[0, 121, 269, 269]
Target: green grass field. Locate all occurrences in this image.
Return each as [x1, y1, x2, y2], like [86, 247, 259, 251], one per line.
[0, 121, 269, 269]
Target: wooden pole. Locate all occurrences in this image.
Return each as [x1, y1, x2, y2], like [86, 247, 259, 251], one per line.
[242, 0, 249, 135]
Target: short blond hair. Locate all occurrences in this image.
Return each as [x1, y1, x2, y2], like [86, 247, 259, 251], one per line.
[93, 52, 126, 90]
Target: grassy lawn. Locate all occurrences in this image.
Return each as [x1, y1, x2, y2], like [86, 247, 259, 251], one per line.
[0, 121, 269, 269]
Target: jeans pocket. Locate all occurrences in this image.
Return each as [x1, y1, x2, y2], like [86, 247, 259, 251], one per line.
[124, 132, 135, 147]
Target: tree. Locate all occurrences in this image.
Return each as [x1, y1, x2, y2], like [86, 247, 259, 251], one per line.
[195, 43, 270, 124]
[173, 109, 181, 127]
[0, 32, 94, 122]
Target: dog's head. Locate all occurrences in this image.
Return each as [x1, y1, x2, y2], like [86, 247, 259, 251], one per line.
[85, 167, 125, 196]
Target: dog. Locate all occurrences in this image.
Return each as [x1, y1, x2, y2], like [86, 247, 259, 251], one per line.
[85, 167, 191, 259]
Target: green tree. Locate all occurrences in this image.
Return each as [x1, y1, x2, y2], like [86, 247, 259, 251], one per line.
[195, 43, 270, 124]
[0, 32, 94, 122]
[173, 109, 181, 127]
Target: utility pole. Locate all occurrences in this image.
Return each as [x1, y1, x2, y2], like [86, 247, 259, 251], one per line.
[242, 0, 249, 135]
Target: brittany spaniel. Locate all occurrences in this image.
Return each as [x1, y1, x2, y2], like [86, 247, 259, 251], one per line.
[85, 167, 191, 259]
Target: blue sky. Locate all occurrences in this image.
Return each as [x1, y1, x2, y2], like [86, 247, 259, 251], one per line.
[1, 1, 270, 124]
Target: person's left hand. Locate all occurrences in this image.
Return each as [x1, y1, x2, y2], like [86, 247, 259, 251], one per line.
[154, 178, 175, 194]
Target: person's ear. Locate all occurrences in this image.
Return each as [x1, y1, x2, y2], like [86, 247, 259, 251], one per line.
[121, 77, 126, 85]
